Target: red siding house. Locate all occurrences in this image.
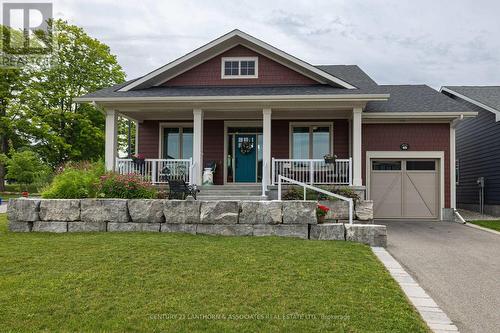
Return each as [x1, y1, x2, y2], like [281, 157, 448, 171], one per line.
[76, 30, 476, 220]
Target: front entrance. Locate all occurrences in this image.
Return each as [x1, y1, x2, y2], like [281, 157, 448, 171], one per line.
[370, 159, 440, 219]
[235, 134, 257, 182]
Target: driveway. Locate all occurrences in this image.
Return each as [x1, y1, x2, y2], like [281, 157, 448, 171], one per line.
[379, 220, 500, 333]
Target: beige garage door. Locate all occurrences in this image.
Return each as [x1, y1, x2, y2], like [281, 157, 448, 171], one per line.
[370, 159, 439, 219]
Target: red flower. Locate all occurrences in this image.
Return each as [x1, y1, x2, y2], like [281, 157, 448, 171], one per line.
[317, 204, 330, 212]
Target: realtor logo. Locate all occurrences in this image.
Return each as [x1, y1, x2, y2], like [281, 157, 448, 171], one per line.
[2, 2, 53, 54]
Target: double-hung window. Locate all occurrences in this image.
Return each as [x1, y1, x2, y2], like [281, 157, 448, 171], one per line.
[291, 124, 333, 159]
[162, 126, 193, 159]
[221, 57, 258, 78]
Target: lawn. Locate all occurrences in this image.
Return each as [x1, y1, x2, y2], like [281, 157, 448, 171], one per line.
[0, 214, 428, 332]
[469, 220, 500, 232]
[0, 192, 22, 201]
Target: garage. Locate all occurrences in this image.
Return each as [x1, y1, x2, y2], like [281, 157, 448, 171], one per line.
[369, 159, 440, 219]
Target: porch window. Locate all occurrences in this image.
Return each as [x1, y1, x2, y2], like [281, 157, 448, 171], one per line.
[163, 127, 193, 159]
[291, 124, 332, 159]
[221, 57, 258, 78]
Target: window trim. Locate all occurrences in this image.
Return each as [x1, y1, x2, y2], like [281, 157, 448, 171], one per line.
[289, 122, 334, 159]
[158, 122, 194, 159]
[221, 57, 258, 79]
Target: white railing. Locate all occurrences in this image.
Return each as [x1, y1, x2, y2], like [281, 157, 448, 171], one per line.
[272, 158, 352, 185]
[115, 158, 193, 184]
[277, 175, 353, 224]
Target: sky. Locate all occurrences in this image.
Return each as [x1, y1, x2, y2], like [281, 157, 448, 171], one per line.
[41, 0, 500, 88]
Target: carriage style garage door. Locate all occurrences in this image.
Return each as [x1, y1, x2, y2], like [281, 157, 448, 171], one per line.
[370, 159, 440, 219]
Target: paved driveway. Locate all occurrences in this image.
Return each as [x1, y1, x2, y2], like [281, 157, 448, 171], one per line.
[379, 220, 500, 333]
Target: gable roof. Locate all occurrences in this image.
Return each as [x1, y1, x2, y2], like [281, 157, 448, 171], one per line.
[365, 85, 475, 113]
[118, 29, 357, 92]
[441, 86, 500, 121]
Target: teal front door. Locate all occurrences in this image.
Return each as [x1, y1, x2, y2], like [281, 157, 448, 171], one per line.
[235, 134, 257, 182]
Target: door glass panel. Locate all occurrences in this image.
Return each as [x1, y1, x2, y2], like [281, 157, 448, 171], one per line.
[181, 128, 193, 159]
[312, 126, 330, 159]
[372, 161, 401, 171]
[164, 128, 179, 159]
[406, 161, 435, 171]
[293, 127, 309, 159]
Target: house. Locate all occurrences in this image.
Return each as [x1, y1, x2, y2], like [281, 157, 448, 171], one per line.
[75, 29, 476, 220]
[441, 86, 500, 216]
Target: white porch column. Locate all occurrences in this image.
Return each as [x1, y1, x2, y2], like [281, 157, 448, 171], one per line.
[134, 120, 139, 155]
[263, 108, 272, 186]
[193, 109, 204, 185]
[105, 109, 118, 171]
[352, 107, 363, 186]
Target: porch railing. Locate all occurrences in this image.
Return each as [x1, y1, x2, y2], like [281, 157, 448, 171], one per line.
[115, 158, 193, 184]
[272, 158, 352, 185]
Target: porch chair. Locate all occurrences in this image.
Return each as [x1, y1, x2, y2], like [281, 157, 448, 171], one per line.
[161, 165, 199, 200]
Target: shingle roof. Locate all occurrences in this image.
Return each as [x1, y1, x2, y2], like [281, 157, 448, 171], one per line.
[316, 65, 378, 89]
[365, 85, 474, 113]
[76, 66, 474, 115]
[442, 86, 500, 112]
[77, 64, 384, 100]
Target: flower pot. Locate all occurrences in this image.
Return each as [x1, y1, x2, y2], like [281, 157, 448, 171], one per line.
[317, 215, 326, 223]
[324, 158, 336, 164]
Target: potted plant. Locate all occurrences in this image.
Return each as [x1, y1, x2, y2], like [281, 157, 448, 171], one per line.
[323, 153, 337, 164]
[131, 154, 145, 167]
[316, 204, 330, 223]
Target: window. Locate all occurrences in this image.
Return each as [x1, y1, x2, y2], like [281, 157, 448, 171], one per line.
[221, 57, 258, 78]
[291, 124, 332, 159]
[372, 161, 402, 171]
[162, 126, 193, 159]
[406, 160, 435, 171]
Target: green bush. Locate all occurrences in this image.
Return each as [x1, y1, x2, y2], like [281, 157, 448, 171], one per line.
[97, 173, 157, 199]
[41, 161, 104, 199]
[5, 150, 52, 192]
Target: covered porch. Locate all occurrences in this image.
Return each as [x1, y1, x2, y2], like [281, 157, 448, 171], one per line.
[105, 101, 366, 191]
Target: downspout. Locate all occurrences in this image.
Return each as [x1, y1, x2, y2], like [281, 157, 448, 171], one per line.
[450, 114, 464, 222]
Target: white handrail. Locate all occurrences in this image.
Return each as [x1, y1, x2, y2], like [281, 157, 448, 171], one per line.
[262, 161, 267, 197]
[278, 175, 354, 224]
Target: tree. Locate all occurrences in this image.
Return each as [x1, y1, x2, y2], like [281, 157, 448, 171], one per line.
[5, 150, 50, 190]
[18, 19, 126, 167]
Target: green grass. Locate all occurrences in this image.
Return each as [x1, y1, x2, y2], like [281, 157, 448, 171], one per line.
[0, 214, 428, 332]
[469, 220, 500, 232]
[0, 192, 22, 200]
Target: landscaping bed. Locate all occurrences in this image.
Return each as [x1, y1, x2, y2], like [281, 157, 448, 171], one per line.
[0, 213, 428, 332]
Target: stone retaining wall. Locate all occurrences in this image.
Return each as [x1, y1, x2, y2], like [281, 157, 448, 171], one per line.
[7, 198, 386, 246]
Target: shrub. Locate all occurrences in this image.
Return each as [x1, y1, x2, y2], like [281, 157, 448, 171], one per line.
[282, 185, 360, 202]
[282, 186, 303, 200]
[97, 173, 157, 199]
[42, 161, 104, 198]
[5, 150, 52, 191]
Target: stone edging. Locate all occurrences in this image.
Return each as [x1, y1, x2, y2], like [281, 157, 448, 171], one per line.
[371, 247, 459, 333]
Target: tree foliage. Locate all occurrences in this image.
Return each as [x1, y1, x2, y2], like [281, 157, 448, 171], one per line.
[0, 20, 126, 190]
[17, 19, 126, 166]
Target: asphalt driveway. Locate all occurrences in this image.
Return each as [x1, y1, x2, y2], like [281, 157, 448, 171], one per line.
[379, 220, 500, 333]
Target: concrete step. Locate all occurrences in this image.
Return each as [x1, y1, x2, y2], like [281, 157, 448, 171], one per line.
[197, 195, 268, 201]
